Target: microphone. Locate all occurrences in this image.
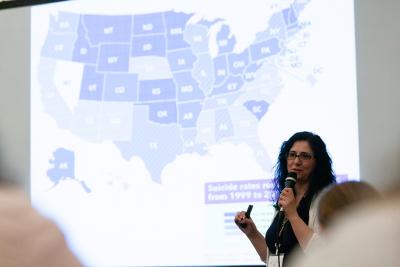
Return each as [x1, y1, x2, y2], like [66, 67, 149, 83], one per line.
[276, 172, 297, 252]
[279, 172, 297, 212]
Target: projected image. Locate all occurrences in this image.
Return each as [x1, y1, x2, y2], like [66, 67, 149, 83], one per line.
[31, 0, 358, 266]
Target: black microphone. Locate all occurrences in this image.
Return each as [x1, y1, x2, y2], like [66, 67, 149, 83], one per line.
[276, 172, 297, 251]
[279, 172, 297, 212]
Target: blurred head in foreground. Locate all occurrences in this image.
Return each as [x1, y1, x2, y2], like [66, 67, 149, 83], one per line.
[293, 181, 400, 267]
[0, 153, 82, 267]
[317, 180, 380, 230]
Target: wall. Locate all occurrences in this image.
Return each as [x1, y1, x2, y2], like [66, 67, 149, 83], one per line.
[355, 0, 400, 190]
[0, 7, 29, 192]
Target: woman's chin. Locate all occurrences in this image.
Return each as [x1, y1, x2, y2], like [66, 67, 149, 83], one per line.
[296, 177, 309, 184]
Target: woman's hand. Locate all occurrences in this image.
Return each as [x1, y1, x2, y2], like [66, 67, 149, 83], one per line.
[278, 188, 298, 219]
[234, 211, 258, 237]
[234, 210, 269, 262]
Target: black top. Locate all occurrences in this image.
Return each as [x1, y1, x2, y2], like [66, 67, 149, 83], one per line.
[265, 194, 313, 266]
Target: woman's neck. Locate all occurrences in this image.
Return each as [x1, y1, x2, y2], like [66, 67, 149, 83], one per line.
[295, 181, 309, 199]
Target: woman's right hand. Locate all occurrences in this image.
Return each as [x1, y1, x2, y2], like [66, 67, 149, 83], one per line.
[235, 210, 269, 263]
[234, 211, 257, 236]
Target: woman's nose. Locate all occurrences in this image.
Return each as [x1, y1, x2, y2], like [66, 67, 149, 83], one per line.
[293, 157, 302, 164]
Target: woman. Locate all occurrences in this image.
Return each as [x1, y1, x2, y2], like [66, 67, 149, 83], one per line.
[234, 131, 335, 266]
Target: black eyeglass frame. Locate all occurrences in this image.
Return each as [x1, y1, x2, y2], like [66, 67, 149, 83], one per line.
[286, 151, 314, 161]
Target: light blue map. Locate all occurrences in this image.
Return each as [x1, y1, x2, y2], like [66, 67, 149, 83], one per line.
[39, 1, 309, 186]
[47, 147, 91, 192]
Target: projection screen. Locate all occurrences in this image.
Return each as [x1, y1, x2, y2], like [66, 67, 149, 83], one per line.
[28, 0, 358, 266]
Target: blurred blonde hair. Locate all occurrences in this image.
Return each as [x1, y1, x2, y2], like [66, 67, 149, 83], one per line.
[318, 181, 380, 228]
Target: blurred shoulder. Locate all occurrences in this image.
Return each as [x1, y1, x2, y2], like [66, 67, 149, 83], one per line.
[0, 186, 83, 267]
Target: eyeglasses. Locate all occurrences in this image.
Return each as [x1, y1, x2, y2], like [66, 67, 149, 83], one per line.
[287, 151, 313, 161]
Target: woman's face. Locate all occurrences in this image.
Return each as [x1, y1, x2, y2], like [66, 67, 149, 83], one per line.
[287, 140, 316, 183]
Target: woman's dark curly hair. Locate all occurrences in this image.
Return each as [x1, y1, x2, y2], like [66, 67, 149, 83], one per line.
[272, 131, 336, 209]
